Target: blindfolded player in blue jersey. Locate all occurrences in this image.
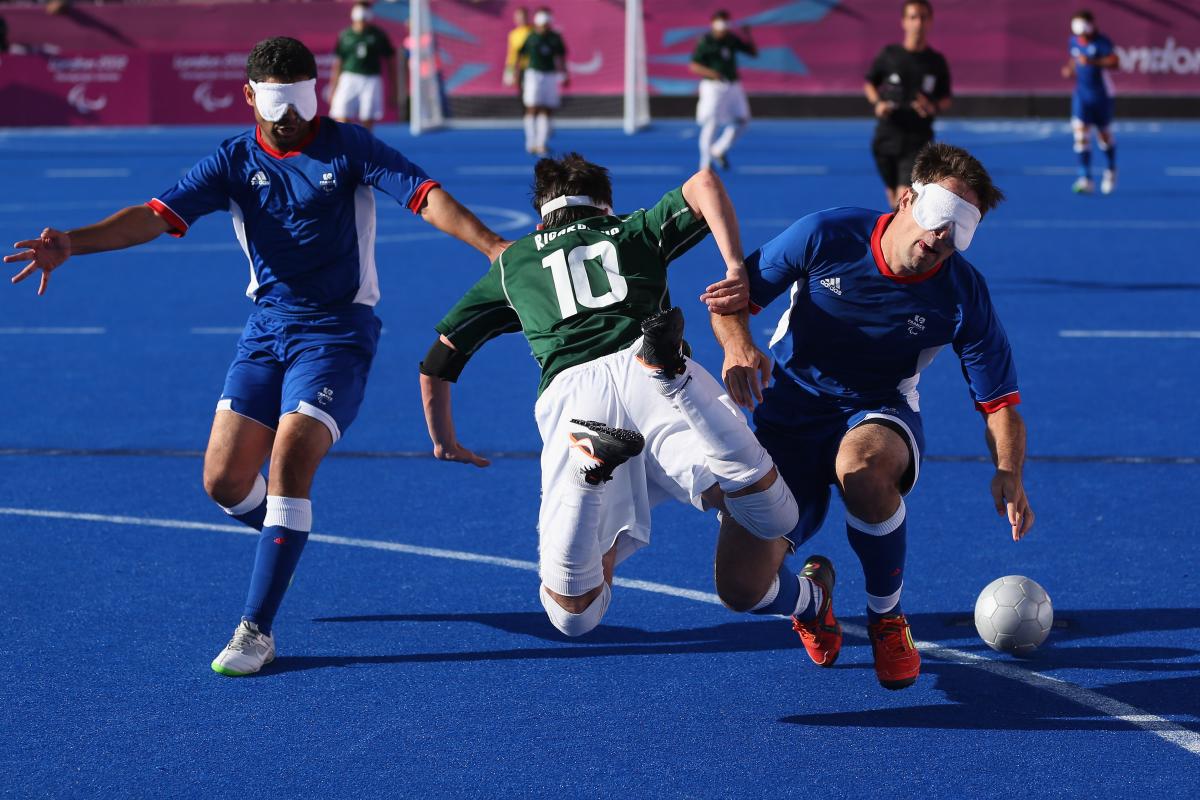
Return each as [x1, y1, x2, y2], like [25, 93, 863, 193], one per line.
[6, 37, 510, 677]
[703, 143, 1034, 691]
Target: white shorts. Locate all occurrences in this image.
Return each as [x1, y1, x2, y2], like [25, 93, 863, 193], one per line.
[696, 79, 750, 126]
[523, 69, 562, 109]
[330, 72, 385, 122]
[534, 339, 772, 595]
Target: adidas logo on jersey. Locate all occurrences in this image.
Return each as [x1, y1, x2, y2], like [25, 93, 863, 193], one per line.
[820, 277, 843, 296]
[250, 170, 270, 188]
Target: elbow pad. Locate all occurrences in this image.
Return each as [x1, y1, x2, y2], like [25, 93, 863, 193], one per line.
[419, 338, 469, 382]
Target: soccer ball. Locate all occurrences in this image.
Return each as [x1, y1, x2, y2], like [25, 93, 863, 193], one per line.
[974, 575, 1053, 654]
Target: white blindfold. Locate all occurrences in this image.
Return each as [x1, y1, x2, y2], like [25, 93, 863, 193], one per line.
[539, 195, 612, 218]
[249, 79, 318, 122]
[910, 181, 981, 252]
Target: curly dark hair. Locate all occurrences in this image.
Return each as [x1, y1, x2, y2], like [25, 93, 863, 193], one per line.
[246, 37, 317, 83]
[911, 142, 1005, 216]
[532, 153, 614, 229]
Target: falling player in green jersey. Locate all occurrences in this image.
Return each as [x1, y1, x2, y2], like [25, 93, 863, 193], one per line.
[418, 154, 801, 636]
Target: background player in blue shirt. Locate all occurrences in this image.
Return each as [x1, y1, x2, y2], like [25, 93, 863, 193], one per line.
[6, 37, 509, 677]
[1061, 9, 1119, 195]
[702, 143, 1034, 691]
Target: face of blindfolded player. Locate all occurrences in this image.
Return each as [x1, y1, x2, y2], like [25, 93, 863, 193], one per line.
[888, 177, 981, 276]
[243, 76, 316, 152]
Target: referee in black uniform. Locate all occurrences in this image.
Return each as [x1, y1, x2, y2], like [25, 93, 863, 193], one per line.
[863, 0, 951, 207]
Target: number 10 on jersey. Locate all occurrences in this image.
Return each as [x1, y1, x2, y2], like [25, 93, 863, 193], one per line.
[541, 241, 628, 319]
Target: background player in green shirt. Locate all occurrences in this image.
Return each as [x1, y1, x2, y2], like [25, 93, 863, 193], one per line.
[690, 9, 757, 170]
[329, 1, 401, 131]
[519, 7, 568, 155]
[418, 154, 801, 636]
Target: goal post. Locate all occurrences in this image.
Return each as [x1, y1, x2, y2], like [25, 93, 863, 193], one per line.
[409, 0, 649, 135]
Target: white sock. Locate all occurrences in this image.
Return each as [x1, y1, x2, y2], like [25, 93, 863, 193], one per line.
[523, 114, 536, 151]
[711, 120, 746, 158]
[698, 119, 717, 168]
[665, 375, 765, 490]
[535, 113, 550, 150]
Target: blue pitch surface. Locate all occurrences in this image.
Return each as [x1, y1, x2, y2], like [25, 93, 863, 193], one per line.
[1, 119, 1198, 797]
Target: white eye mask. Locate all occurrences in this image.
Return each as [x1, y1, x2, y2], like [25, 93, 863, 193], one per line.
[249, 79, 318, 122]
[351, 5, 373, 23]
[1070, 18, 1093, 36]
[533, 11, 551, 26]
[712, 19, 729, 33]
[539, 195, 612, 218]
[910, 181, 982, 251]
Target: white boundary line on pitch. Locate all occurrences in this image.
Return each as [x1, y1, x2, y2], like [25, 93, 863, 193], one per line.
[1, 505, 1198, 759]
[0, 327, 106, 334]
[1060, 330, 1200, 339]
[44, 168, 131, 179]
[1166, 167, 1200, 177]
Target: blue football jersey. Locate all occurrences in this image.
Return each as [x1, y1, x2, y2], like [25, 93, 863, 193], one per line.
[1069, 33, 1115, 102]
[747, 207, 1020, 415]
[148, 118, 438, 312]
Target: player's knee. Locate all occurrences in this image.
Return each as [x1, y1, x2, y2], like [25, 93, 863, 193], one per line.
[714, 568, 769, 613]
[203, 469, 254, 508]
[723, 471, 799, 540]
[840, 468, 901, 520]
[540, 583, 611, 637]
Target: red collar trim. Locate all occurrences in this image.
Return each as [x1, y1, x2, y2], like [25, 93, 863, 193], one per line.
[870, 212, 945, 284]
[255, 117, 321, 159]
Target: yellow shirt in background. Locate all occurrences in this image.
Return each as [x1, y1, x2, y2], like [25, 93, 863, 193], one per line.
[506, 24, 532, 71]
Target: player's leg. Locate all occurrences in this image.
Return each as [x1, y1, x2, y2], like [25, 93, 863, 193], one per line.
[710, 82, 749, 169]
[360, 74, 384, 132]
[1096, 99, 1117, 194]
[696, 80, 719, 170]
[872, 143, 899, 208]
[636, 309, 784, 503]
[522, 71, 538, 153]
[1071, 106, 1095, 193]
[535, 363, 644, 636]
[329, 72, 355, 124]
[835, 411, 922, 689]
[203, 315, 284, 531]
[203, 410, 274, 530]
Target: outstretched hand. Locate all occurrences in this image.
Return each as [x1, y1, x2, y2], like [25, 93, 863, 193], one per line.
[434, 441, 491, 468]
[991, 469, 1034, 541]
[6, 227, 71, 296]
[722, 342, 771, 410]
[700, 275, 749, 315]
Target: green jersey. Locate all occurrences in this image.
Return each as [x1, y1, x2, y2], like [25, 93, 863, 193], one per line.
[436, 188, 709, 396]
[335, 25, 396, 76]
[691, 33, 755, 82]
[519, 29, 566, 73]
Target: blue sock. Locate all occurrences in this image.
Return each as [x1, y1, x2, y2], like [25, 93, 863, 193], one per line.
[846, 499, 907, 624]
[220, 473, 267, 532]
[1077, 147, 1092, 178]
[748, 563, 822, 620]
[1101, 143, 1116, 171]
[242, 496, 312, 634]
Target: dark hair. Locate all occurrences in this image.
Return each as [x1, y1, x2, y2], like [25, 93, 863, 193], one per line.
[911, 143, 1005, 216]
[246, 37, 317, 83]
[712, 9, 731, 21]
[1073, 9, 1094, 22]
[903, 0, 933, 16]
[532, 153, 613, 229]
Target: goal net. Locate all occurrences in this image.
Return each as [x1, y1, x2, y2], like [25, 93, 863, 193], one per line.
[409, 0, 649, 135]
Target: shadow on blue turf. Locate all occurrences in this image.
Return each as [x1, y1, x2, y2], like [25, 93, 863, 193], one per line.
[993, 277, 1200, 293]
[781, 608, 1200, 732]
[253, 614, 800, 675]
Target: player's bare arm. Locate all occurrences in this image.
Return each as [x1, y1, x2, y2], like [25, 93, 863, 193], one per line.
[689, 61, 724, 82]
[679, 169, 749, 314]
[710, 309, 771, 410]
[417, 188, 511, 262]
[6, 205, 171, 295]
[983, 405, 1034, 541]
[419, 335, 490, 468]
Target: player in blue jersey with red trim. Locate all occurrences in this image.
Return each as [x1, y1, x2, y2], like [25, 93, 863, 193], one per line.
[703, 143, 1033, 690]
[1062, 9, 1119, 194]
[5, 37, 509, 677]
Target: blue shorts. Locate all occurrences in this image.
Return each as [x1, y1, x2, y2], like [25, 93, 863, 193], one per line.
[217, 305, 381, 444]
[1072, 93, 1114, 129]
[753, 389, 925, 549]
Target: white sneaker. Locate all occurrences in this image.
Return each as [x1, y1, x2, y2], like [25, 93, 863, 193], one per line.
[1072, 176, 1094, 194]
[1101, 169, 1116, 195]
[211, 620, 275, 676]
